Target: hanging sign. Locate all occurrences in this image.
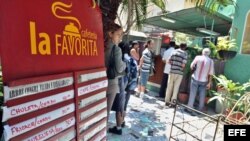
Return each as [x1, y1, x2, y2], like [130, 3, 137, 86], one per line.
[0, 0, 104, 83]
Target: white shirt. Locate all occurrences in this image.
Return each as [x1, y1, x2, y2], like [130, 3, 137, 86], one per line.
[191, 55, 214, 82]
[163, 47, 175, 74]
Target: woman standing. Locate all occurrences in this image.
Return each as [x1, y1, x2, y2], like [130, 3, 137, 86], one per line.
[105, 23, 126, 121]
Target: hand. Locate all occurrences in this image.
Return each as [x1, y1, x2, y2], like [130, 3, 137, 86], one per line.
[137, 65, 141, 70]
[206, 83, 211, 90]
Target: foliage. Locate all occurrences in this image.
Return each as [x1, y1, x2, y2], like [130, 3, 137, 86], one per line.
[207, 37, 238, 60]
[183, 45, 202, 75]
[216, 37, 238, 51]
[119, 0, 166, 32]
[187, 0, 236, 13]
[208, 75, 250, 110]
[207, 40, 220, 59]
[174, 32, 195, 46]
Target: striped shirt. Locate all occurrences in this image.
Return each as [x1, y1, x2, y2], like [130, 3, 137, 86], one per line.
[141, 48, 153, 72]
[169, 49, 187, 75]
[191, 55, 214, 82]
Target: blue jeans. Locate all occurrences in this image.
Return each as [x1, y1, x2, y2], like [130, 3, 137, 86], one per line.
[187, 78, 208, 111]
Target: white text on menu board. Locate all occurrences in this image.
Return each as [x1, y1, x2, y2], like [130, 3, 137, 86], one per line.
[24, 117, 75, 141]
[4, 77, 73, 101]
[4, 104, 75, 140]
[2, 90, 74, 121]
[78, 80, 107, 96]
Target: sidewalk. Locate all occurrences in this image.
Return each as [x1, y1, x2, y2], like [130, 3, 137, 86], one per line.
[107, 91, 222, 141]
[107, 91, 173, 141]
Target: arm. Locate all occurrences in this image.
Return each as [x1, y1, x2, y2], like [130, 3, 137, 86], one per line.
[206, 75, 213, 89]
[114, 47, 126, 73]
[207, 60, 215, 89]
[130, 49, 140, 61]
[190, 56, 198, 70]
[182, 53, 188, 69]
[138, 56, 144, 69]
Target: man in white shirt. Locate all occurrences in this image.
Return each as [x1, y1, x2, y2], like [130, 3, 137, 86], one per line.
[187, 48, 214, 112]
[158, 41, 175, 98]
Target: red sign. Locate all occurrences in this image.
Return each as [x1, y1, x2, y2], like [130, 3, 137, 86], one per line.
[0, 0, 104, 82]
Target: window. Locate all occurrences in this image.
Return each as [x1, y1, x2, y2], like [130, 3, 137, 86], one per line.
[241, 11, 250, 54]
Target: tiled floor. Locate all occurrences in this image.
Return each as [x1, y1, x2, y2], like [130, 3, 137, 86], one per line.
[107, 91, 223, 141]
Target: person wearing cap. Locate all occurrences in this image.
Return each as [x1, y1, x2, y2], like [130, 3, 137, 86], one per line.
[165, 43, 188, 106]
[187, 48, 214, 113]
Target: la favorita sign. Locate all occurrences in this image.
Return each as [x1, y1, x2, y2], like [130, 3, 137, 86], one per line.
[0, 0, 104, 82]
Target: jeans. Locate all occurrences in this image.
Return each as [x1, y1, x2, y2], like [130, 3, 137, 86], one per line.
[187, 78, 208, 111]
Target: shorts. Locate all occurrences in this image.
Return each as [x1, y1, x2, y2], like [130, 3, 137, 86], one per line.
[139, 71, 150, 86]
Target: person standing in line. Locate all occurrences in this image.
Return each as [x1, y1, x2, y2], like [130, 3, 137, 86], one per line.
[122, 41, 139, 126]
[165, 43, 188, 106]
[158, 41, 175, 98]
[109, 42, 129, 135]
[137, 40, 155, 98]
[104, 23, 126, 122]
[130, 40, 140, 64]
[187, 48, 214, 113]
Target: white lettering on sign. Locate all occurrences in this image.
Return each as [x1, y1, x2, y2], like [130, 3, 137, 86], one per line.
[228, 129, 246, 136]
[4, 77, 73, 102]
[79, 91, 106, 108]
[2, 90, 74, 122]
[83, 120, 106, 141]
[80, 100, 106, 120]
[23, 117, 75, 141]
[79, 70, 106, 83]
[4, 104, 75, 140]
[80, 109, 106, 132]
[78, 80, 107, 96]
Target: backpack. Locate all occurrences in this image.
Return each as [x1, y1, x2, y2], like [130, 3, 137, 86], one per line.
[106, 46, 117, 79]
[125, 58, 137, 90]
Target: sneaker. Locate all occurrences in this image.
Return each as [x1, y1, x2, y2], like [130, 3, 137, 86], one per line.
[184, 109, 196, 116]
[121, 122, 125, 128]
[165, 102, 171, 107]
[169, 104, 176, 108]
[135, 92, 140, 97]
[140, 94, 145, 99]
[109, 127, 122, 135]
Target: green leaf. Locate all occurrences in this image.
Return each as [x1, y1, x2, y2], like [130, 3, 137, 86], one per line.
[150, 0, 166, 11]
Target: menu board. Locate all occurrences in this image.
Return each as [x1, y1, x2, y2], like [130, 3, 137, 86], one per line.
[0, 1, 107, 139]
[75, 68, 107, 140]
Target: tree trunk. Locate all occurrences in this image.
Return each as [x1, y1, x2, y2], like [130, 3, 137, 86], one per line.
[99, 0, 122, 48]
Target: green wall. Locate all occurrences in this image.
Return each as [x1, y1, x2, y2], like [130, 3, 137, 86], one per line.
[224, 0, 250, 83]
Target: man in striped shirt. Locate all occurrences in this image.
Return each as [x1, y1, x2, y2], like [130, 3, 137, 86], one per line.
[137, 40, 155, 98]
[187, 48, 214, 112]
[165, 43, 188, 106]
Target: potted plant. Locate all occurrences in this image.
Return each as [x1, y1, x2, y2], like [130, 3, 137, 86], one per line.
[208, 37, 238, 60]
[208, 75, 250, 114]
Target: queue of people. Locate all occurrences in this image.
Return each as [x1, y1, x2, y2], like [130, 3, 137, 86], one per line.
[105, 23, 214, 135]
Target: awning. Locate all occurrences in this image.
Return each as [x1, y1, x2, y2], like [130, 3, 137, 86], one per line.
[128, 30, 148, 38]
[144, 7, 232, 37]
